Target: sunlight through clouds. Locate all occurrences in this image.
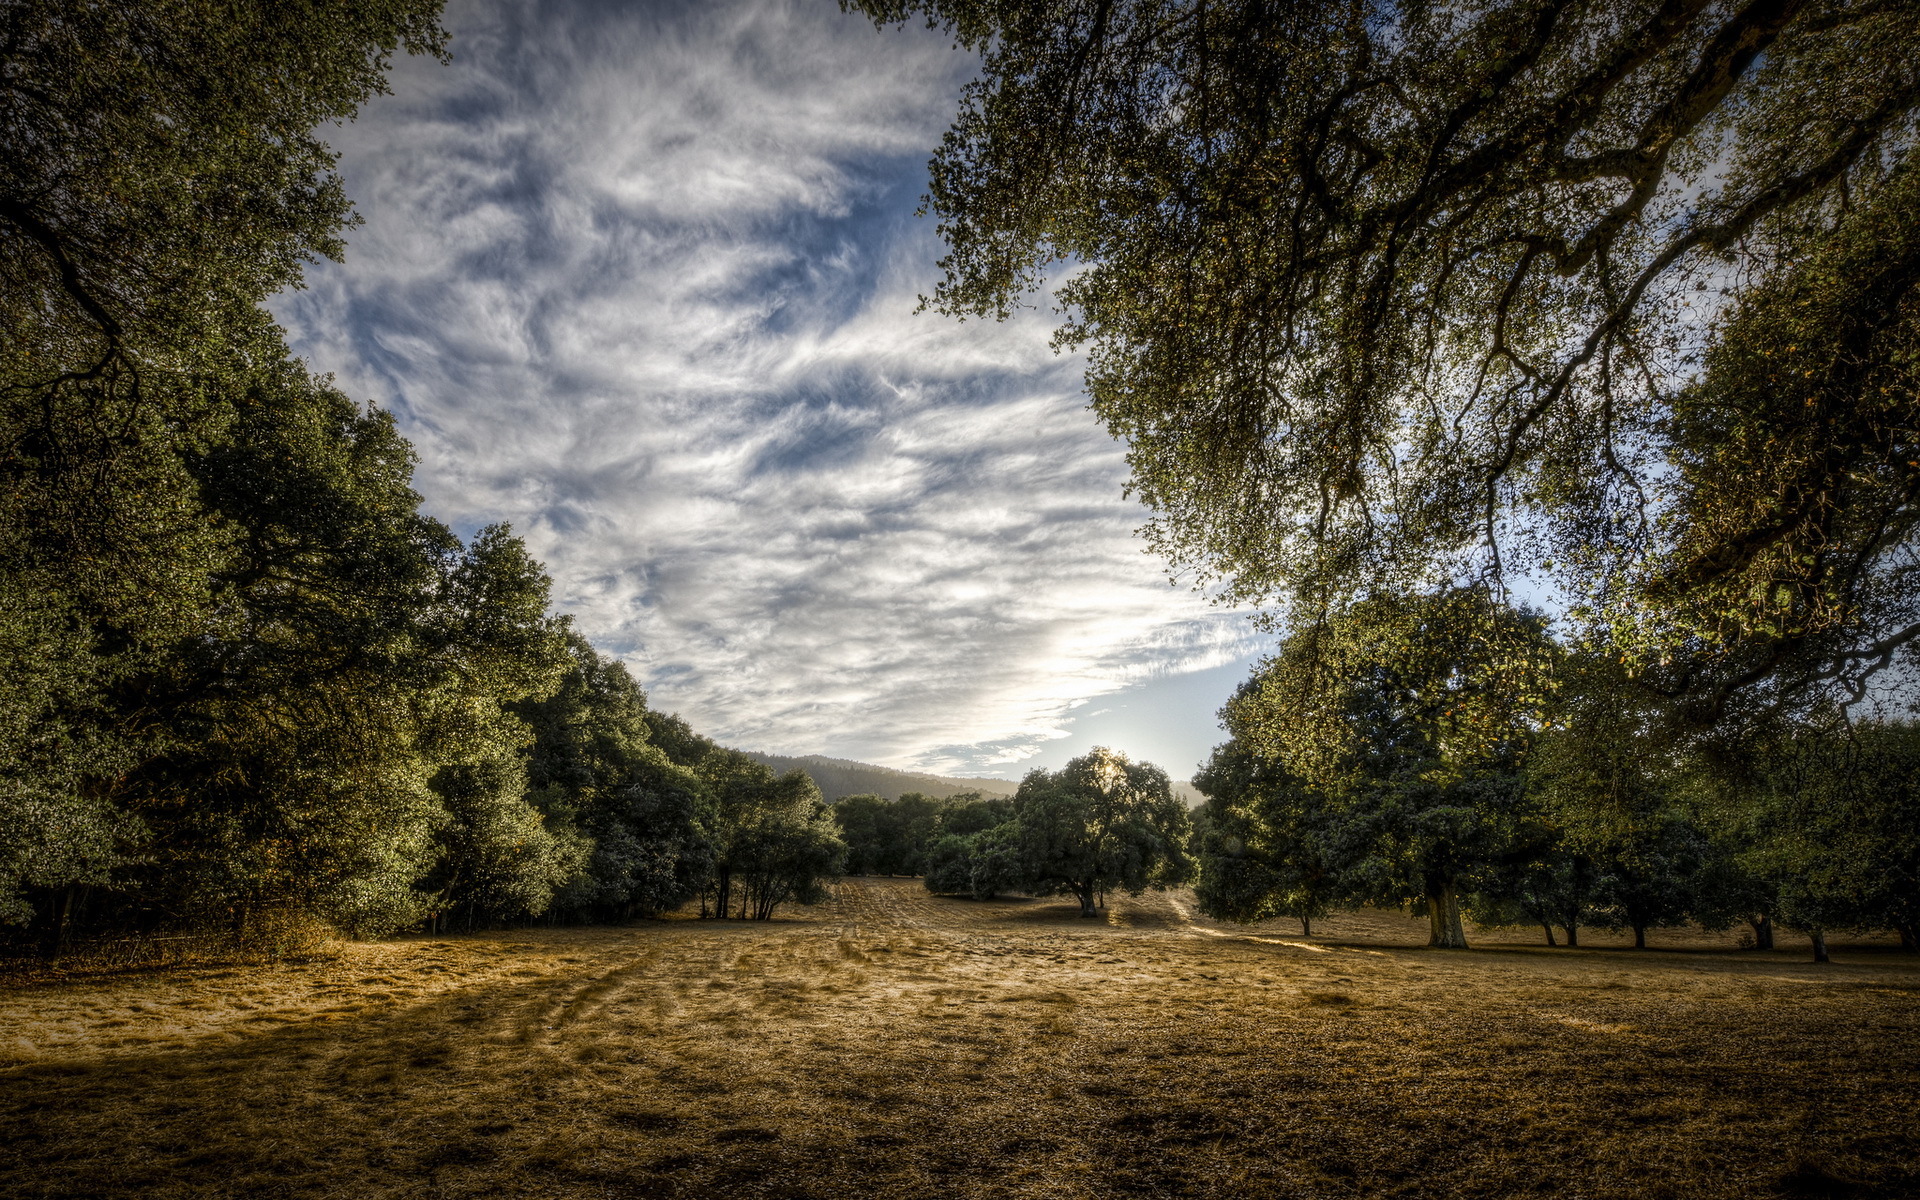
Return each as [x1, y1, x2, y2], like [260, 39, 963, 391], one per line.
[272, 0, 1262, 775]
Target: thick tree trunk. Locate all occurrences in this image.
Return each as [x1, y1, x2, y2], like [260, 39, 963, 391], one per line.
[1563, 924, 1579, 947]
[1426, 882, 1468, 948]
[1301, 914, 1313, 937]
[1541, 921, 1557, 946]
[1811, 929, 1830, 964]
[1078, 884, 1098, 918]
[1899, 923, 1917, 954]
[1749, 914, 1774, 950]
[1633, 923, 1647, 949]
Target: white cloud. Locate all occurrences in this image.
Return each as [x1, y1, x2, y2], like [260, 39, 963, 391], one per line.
[273, 0, 1263, 775]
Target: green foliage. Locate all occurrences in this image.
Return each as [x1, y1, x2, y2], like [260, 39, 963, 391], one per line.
[1219, 591, 1555, 947]
[700, 752, 844, 920]
[517, 634, 713, 920]
[833, 791, 948, 875]
[852, 0, 1920, 721]
[1735, 721, 1920, 952]
[1514, 659, 1707, 946]
[938, 791, 1014, 837]
[641, 710, 718, 770]
[0, 0, 451, 948]
[1191, 743, 1339, 936]
[1199, 606, 1920, 958]
[921, 792, 1021, 898]
[0, 0, 737, 952]
[990, 748, 1182, 917]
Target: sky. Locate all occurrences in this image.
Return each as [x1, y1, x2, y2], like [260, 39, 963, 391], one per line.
[272, 0, 1272, 782]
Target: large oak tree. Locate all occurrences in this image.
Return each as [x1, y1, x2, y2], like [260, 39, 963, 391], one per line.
[853, 0, 1920, 725]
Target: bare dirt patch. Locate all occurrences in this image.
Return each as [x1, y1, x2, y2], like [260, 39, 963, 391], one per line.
[2, 879, 1915, 1198]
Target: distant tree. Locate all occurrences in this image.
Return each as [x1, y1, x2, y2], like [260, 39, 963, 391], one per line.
[924, 823, 1023, 901]
[921, 791, 1020, 898]
[730, 807, 845, 920]
[938, 792, 1014, 837]
[1736, 719, 1920, 961]
[699, 753, 843, 920]
[1525, 660, 1708, 948]
[1003, 748, 1193, 917]
[833, 794, 890, 876]
[835, 791, 949, 876]
[1471, 839, 1603, 949]
[885, 792, 947, 875]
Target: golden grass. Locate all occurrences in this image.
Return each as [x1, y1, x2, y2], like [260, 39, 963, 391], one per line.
[2, 879, 1915, 1198]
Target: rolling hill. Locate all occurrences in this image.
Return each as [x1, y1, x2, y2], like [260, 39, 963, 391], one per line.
[743, 751, 1209, 807]
[740, 753, 1017, 802]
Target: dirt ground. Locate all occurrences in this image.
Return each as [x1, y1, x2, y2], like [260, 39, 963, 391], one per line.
[2, 879, 1916, 1199]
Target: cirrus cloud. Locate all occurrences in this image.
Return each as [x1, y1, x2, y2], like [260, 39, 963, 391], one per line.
[272, 0, 1264, 776]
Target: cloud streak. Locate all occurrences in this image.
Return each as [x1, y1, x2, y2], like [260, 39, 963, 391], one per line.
[273, 0, 1263, 775]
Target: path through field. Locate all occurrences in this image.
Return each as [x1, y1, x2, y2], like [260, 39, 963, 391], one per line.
[3, 880, 1917, 1198]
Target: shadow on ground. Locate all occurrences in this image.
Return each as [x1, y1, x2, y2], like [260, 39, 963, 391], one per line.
[3, 880, 1916, 1198]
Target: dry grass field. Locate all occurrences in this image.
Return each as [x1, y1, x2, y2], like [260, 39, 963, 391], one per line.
[2, 878, 1916, 1199]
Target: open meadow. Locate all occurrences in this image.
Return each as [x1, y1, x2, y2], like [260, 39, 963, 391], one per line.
[3, 878, 1916, 1200]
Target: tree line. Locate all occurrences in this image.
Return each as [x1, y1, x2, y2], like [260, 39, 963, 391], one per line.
[1191, 591, 1920, 960]
[0, 1, 843, 957]
[833, 593, 1918, 960]
[834, 751, 1193, 915]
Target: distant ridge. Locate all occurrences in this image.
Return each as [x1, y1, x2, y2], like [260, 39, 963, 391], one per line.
[744, 751, 1209, 808]
[742, 752, 1017, 802]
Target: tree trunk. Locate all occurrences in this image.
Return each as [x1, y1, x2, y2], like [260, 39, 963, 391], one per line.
[1078, 884, 1098, 918]
[1633, 923, 1647, 949]
[1811, 929, 1829, 964]
[1563, 924, 1579, 947]
[1749, 914, 1774, 950]
[1426, 882, 1468, 948]
[1301, 914, 1313, 937]
[38, 886, 76, 961]
[1541, 921, 1556, 946]
[1899, 923, 1917, 954]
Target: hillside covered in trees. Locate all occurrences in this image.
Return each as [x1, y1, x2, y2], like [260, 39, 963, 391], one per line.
[742, 753, 1014, 802]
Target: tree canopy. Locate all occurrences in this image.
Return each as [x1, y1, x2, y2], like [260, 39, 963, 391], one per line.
[852, 0, 1920, 725]
[926, 748, 1192, 915]
[1210, 590, 1554, 946]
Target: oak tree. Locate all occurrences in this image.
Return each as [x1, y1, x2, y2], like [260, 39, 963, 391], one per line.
[853, 0, 1920, 724]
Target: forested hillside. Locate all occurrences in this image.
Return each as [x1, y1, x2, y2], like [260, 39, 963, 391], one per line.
[743, 753, 1013, 802]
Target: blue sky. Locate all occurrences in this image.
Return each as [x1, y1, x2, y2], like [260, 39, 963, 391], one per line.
[273, 0, 1271, 781]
